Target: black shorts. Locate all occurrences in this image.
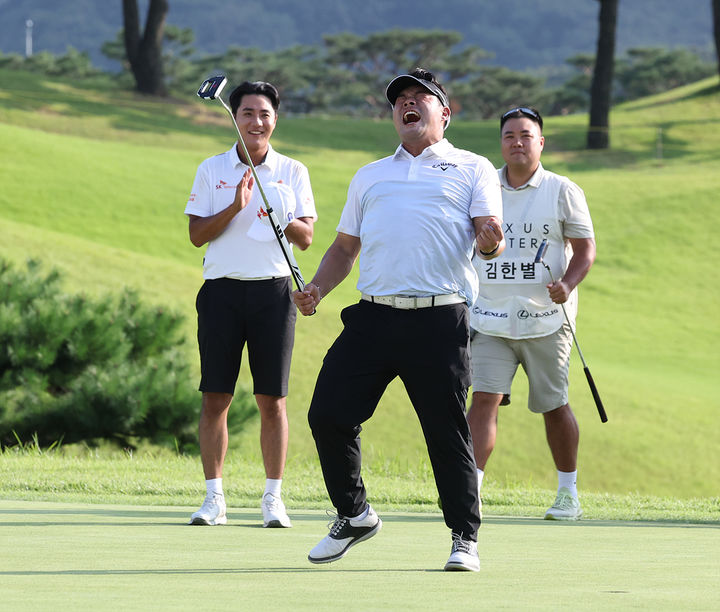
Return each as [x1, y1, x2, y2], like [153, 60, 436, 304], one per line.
[196, 277, 296, 396]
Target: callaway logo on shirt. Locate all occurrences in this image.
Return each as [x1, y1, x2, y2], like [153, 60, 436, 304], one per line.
[432, 161, 458, 171]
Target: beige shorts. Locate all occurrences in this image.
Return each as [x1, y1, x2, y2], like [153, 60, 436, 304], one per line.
[469, 323, 573, 413]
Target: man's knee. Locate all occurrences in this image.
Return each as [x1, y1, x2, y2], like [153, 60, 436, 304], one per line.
[543, 403, 574, 422]
[468, 392, 502, 418]
[256, 394, 286, 419]
[201, 392, 233, 417]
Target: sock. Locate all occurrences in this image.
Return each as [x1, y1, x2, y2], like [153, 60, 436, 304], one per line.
[206, 478, 223, 497]
[557, 470, 578, 498]
[477, 468, 485, 491]
[264, 478, 282, 498]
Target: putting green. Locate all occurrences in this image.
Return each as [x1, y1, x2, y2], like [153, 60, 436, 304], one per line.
[1, 500, 717, 610]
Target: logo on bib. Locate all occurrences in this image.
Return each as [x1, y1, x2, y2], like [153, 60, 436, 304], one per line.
[517, 308, 559, 319]
[472, 306, 508, 318]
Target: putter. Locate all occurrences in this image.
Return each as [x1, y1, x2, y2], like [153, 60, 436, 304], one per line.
[535, 239, 608, 422]
[197, 75, 308, 294]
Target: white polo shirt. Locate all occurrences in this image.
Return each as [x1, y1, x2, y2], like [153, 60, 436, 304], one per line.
[185, 144, 317, 280]
[336, 139, 502, 303]
[470, 163, 594, 338]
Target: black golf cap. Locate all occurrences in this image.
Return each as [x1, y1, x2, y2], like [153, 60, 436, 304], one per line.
[385, 74, 450, 109]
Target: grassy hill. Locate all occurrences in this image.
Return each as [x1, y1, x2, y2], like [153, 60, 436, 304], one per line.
[1, 69, 719, 498]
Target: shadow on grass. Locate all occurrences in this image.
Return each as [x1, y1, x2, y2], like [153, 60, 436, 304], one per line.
[487, 516, 720, 529]
[0, 567, 434, 576]
[0, 68, 396, 156]
[1, 505, 717, 527]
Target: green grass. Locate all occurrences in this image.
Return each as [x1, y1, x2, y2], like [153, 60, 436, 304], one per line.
[1, 499, 718, 611]
[1, 71, 719, 611]
[1, 447, 717, 523]
[1, 68, 719, 500]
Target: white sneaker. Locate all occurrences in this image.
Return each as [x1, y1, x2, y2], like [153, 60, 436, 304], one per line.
[444, 533, 480, 572]
[262, 492, 292, 528]
[189, 492, 227, 525]
[544, 487, 583, 521]
[308, 505, 382, 564]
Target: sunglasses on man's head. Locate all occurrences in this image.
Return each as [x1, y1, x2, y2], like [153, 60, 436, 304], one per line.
[501, 107, 540, 121]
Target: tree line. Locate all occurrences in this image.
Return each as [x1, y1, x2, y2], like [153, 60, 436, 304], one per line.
[1, 0, 718, 149]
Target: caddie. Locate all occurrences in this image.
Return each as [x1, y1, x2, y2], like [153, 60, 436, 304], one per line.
[466, 106, 596, 521]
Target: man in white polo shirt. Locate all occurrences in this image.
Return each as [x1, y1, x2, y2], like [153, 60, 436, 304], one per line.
[467, 106, 596, 521]
[293, 68, 504, 572]
[184, 80, 317, 529]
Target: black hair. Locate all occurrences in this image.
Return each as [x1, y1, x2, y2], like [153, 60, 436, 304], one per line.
[229, 81, 280, 114]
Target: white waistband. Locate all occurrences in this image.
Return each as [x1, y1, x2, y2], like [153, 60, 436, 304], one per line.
[361, 293, 465, 310]
[225, 275, 285, 281]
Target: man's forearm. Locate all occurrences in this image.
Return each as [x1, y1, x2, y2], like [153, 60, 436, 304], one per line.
[310, 236, 360, 300]
[561, 238, 596, 290]
[188, 204, 239, 247]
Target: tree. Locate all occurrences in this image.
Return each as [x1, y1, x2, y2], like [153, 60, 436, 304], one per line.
[122, 0, 169, 96]
[0, 258, 256, 451]
[714, 0, 720, 79]
[615, 48, 715, 101]
[587, 0, 618, 150]
[453, 67, 548, 119]
[319, 29, 491, 117]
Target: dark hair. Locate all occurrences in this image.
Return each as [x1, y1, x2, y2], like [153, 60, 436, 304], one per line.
[229, 81, 280, 114]
[500, 106, 543, 131]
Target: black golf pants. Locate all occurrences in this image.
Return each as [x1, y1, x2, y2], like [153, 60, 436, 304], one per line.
[308, 300, 481, 541]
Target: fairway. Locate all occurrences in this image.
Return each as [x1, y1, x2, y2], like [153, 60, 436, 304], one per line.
[1, 500, 717, 611]
[1, 70, 719, 611]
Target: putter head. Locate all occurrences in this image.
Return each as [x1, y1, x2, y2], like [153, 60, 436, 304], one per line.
[197, 75, 228, 100]
[534, 239, 548, 264]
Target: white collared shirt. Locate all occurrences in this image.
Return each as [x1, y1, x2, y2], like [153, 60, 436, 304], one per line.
[185, 144, 317, 280]
[336, 138, 502, 303]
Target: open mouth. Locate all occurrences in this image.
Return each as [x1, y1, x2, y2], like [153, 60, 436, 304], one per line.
[403, 111, 421, 125]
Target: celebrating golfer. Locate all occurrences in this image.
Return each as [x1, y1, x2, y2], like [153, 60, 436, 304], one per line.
[466, 107, 595, 521]
[293, 68, 503, 572]
[184, 80, 317, 529]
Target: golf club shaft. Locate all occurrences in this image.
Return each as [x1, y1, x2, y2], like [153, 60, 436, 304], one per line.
[538, 242, 607, 423]
[216, 97, 307, 293]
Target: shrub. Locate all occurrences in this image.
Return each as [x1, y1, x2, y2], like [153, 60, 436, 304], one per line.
[0, 259, 254, 451]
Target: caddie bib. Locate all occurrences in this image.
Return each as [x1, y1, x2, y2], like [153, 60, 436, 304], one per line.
[469, 166, 577, 339]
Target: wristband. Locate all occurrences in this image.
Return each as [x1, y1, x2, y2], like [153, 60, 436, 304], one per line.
[478, 244, 499, 256]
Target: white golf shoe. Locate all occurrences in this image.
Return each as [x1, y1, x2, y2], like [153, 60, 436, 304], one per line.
[444, 533, 480, 572]
[308, 505, 382, 564]
[189, 492, 227, 525]
[544, 487, 583, 521]
[261, 492, 292, 528]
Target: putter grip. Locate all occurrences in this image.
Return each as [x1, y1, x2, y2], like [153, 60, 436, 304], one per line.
[534, 239, 548, 263]
[584, 366, 608, 423]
